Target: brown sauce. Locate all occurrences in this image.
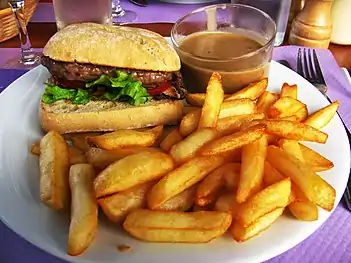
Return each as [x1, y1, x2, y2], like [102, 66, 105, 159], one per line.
[177, 31, 272, 93]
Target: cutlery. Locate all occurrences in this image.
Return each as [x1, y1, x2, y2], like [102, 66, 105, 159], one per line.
[296, 48, 351, 211]
[128, 0, 148, 7]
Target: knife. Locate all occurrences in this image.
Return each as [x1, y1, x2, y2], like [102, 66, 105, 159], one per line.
[129, 0, 148, 7]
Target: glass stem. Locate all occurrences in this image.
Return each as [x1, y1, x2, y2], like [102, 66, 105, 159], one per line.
[112, 0, 125, 17]
[9, 1, 37, 64]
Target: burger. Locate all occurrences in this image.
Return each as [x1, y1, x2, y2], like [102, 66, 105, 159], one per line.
[39, 23, 185, 134]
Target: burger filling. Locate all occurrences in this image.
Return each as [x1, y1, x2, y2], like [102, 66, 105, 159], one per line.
[41, 56, 186, 106]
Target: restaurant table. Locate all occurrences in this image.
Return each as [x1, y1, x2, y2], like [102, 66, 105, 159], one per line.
[1, 20, 351, 263]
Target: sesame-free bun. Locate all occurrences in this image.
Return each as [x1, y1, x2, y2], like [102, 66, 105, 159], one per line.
[39, 99, 183, 134]
[42, 23, 181, 72]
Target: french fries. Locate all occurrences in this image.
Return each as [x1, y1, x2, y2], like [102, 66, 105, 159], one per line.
[68, 164, 98, 256]
[257, 91, 279, 115]
[198, 72, 224, 129]
[186, 93, 230, 107]
[236, 178, 291, 227]
[98, 181, 155, 223]
[183, 105, 199, 115]
[299, 143, 334, 172]
[304, 100, 340, 129]
[294, 105, 308, 122]
[216, 113, 265, 137]
[199, 124, 266, 156]
[214, 192, 240, 218]
[94, 151, 174, 198]
[147, 156, 225, 209]
[68, 147, 87, 165]
[39, 130, 70, 210]
[157, 186, 196, 212]
[268, 97, 306, 119]
[87, 125, 163, 150]
[123, 209, 232, 243]
[277, 139, 304, 162]
[280, 83, 297, 99]
[160, 128, 183, 152]
[236, 134, 267, 203]
[223, 163, 241, 191]
[231, 207, 284, 242]
[266, 146, 336, 211]
[225, 78, 268, 101]
[170, 128, 218, 165]
[30, 142, 40, 155]
[260, 120, 328, 143]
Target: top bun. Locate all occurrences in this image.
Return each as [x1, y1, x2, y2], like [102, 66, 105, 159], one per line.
[43, 23, 181, 72]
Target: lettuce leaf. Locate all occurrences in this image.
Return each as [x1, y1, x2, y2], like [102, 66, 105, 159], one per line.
[42, 71, 152, 106]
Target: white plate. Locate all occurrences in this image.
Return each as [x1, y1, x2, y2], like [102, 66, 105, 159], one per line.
[0, 61, 350, 263]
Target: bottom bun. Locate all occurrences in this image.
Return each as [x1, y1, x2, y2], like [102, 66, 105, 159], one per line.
[39, 99, 183, 134]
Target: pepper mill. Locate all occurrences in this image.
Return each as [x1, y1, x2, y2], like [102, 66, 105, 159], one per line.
[289, 0, 334, 49]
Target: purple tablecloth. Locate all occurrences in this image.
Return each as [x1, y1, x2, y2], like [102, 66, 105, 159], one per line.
[1, 46, 351, 263]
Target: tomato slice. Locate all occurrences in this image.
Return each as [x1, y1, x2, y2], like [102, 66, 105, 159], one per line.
[147, 82, 171, 96]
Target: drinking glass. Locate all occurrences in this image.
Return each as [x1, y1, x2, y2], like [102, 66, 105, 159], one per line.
[6, 0, 40, 68]
[112, 0, 137, 24]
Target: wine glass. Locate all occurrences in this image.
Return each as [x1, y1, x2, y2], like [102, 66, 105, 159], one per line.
[111, 0, 137, 24]
[5, 0, 40, 68]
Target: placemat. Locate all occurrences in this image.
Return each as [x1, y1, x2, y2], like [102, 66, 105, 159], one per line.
[1, 46, 351, 263]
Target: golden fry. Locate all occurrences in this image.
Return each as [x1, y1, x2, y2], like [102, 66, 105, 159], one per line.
[198, 72, 224, 129]
[304, 100, 340, 129]
[147, 156, 225, 209]
[160, 128, 184, 152]
[186, 93, 231, 107]
[68, 146, 87, 165]
[39, 130, 70, 210]
[94, 151, 174, 198]
[288, 184, 318, 221]
[223, 163, 241, 191]
[236, 135, 267, 203]
[183, 106, 199, 115]
[214, 192, 240, 218]
[225, 78, 268, 101]
[266, 146, 336, 211]
[87, 125, 163, 150]
[170, 128, 218, 165]
[268, 97, 306, 119]
[98, 181, 155, 223]
[257, 91, 279, 115]
[294, 105, 308, 122]
[280, 83, 297, 99]
[299, 143, 334, 172]
[216, 113, 265, 137]
[158, 186, 196, 212]
[30, 142, 40, 155]
[199, 124, 266, 156]
[68, 164, 97, 256]
[236, 178, 291, 227]
[231, 207, 284, 242]
[123, 209, 232, 243]
[261, 120, 328, 143]
[277, 139, 304, 162]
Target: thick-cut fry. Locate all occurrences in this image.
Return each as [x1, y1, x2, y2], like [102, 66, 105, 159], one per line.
[257, 91, 279, 115]
[179, 100, 256, 137]
[299, 143, 334, 172]
[236, 178, 291, 227]
[216, 113, 265, 137]
[147, 156, 225, 209]
[70, 136, 90, 152]
[30, 142, 40, 155]
[214, 192, 240, 218]
[68, 164, 97, 256]
[98, 181, 155, 223]
[223, 163, 241, 191]
[231, 208, 284, 242]
[94, 151, 174, 198]
[268, 97, 306, 119]
[186, 93, 230, 107]
[225, 78, 268, 101]
[170, 128, 218, 165]
[86, 147, 160, 169]
[123, 209, 232, 243]
[261, 120, 328, 143]
[198, 72, 224, 129]
[263, 161, 286, 186]
[157, 186, 196, 212]
[280, 83, 297, 99]
[87, 126, 163, 150]
[196, 163, 236, 206]
[39, 130, 70, 210]
[237, 135, 267, 203]
[304, 100, 340, 129]
[277, 139, 304, 162]
[68, 147, 87, 165]
[160, 128, 184, 152]
[266, 146, 336, 211]
[199, 124, 266, 156]
[279, 116, 299, 121]
[63, 132, 102, 141]
[294, 105, 308, 122]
